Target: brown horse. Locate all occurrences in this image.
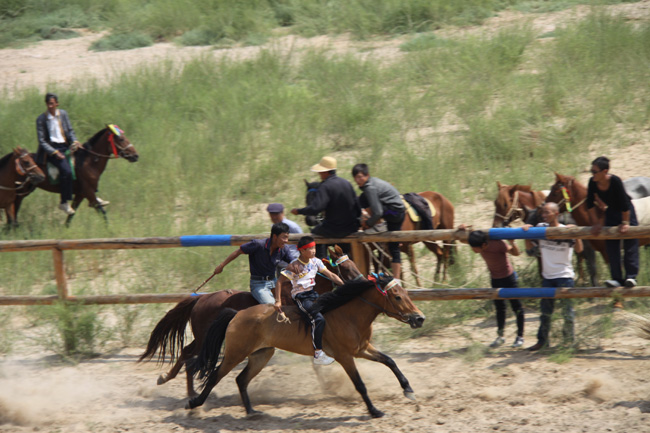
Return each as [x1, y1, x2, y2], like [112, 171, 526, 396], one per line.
[139, 246, 363, 397]
[400, 191, 455, 283]
[0, 147, 45, 226]
[187, 276, 425, 418]
[14, 125, 139, 225]
[492, 181, 546, 228]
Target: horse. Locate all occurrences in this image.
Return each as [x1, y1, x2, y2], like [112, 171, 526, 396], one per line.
[492, 181, 546, 228]
[139, 245, 363, 397]
[0, 147, 45, 226]
[13, 125, 139, 225]
[186, 275, 425, 418]
[302, 182, 455, 283]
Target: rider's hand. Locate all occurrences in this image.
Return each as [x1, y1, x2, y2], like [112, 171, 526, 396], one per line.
[290, 208, 299, 215]
[274, 301, 282, 312]
[521, 224, 533, 231]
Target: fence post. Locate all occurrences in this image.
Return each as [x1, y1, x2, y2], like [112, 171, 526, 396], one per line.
[52, 248, 69, 301]
[349, 241, 369, 276]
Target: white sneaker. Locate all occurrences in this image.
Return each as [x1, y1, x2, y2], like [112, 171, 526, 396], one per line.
[489, 336, 505, 348]
[625, 278, 637, 288]
[605, 280, 620, 288]
[58, 202, 75, 215]
[512, 336, 524, 348]
[313, 350, 335, 365]
[96, 197, 110, 207]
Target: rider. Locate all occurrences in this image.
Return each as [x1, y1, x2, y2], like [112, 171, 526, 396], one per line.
[274, 235, 343, 365]
[35, 93, 81, 215]
[214, 222, 297, 304]
[291, 156, 360, 258]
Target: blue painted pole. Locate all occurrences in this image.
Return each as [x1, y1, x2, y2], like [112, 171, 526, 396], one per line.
[488, 227, 547, 240]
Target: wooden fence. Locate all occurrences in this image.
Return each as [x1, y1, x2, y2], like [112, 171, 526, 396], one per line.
[1, 225, 649, 306]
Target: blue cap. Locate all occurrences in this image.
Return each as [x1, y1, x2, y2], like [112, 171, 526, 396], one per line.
[266, 203, 284, 213]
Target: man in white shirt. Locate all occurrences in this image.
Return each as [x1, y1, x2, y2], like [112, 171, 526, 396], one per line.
[523, 202, 583, 351]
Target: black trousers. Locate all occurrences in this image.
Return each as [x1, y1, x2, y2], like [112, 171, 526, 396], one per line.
[47, 144, 73, 203]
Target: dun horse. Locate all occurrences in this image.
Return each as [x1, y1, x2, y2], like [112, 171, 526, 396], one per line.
[14, 125, 138, 225]
[0, 147, 45, 226]
[187, 276, 425, 418]
[139, 246, 363, 397]
[303, 182, 455, 283]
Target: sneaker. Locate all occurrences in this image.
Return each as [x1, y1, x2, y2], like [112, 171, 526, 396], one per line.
[625, 278, 637, 288]
[512, 336, 524, 348]
[313, 350, 335, 365]
[489, 336, 505, 348]
[96, 197, 110, 207]
[605, 280, 621, 288]
[58, 202, 75, 215]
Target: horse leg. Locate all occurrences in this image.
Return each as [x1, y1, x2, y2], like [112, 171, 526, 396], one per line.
[235, 347, 275, 416]
[407, 244, 421, 287]
[356, 343, 416, 401]
[64, 195, 84, 227]
[186, 350, 246, 409]
[338, 355, 384, 418]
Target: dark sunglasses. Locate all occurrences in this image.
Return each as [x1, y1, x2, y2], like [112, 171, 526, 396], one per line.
[590, 169, 601, 174]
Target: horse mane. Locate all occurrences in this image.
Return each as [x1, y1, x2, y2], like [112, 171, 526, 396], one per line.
[316, 277, 390, 314]
[0, 151, 12, 170]
[84, 127, 109, 149]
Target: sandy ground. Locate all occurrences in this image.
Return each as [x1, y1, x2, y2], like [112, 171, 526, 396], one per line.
[3, 2, 650, 432]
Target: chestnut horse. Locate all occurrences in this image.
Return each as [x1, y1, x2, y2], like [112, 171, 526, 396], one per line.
[0, 147, 45, 226]
[492, 181, 546, 228]
[303, 182, 455, 283]
[13, 125, 138, 225]
[187, 276, 425, 418]
[139, 246, 363, 397]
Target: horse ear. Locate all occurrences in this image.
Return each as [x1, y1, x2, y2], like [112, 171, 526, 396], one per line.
[519, 185, 532, 192]
[304, 179, 309, 187]
[554, 172, 561, 180]
[497, 181, 502, 188]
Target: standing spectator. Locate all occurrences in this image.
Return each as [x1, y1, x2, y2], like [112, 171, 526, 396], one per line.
[459, 225, 525, 348]
[292, 156, 360, 258]
[213, 223, 295, 305]
[523, 202, 583, 351]
[352, 163, 405, 281]
[587, 156, 639, 291]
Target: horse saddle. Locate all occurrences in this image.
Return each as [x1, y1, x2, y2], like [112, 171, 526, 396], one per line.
[47, 150, 76, 185]
[402, 193, 436, 229]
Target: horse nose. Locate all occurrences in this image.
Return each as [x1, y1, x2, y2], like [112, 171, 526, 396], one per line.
[410, 314, 425, 329]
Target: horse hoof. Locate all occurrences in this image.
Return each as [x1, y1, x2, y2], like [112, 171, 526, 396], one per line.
[370, 409, 385, 418]
[246, 410, 264, 420]
[404, 390, 416, 401]
[157, 375, 167, 385]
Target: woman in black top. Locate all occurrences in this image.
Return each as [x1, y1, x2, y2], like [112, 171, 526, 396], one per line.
[587, 156, 639, 288]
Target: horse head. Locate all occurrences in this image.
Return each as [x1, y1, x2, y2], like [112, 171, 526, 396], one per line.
[105, 124, 139, 162]
[325, 245, 364, 282]
[545, 172, 576, 213]
[492, 182, 526, 227]
[303, 179, 323, 227]
[369, 275, 425, 329]
[14, 147, 45, 184]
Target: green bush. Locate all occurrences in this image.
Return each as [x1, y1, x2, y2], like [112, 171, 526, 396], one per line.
[89, 32, 153, 51]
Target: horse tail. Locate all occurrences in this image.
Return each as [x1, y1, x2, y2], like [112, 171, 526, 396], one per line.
[138, 296, 200, 364]
[189, 308, 238, 383]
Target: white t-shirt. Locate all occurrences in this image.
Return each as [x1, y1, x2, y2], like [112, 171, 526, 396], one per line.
[536, 223, 576, 280]
[46, 110, 66, 144]
[281, 257, 325, 298]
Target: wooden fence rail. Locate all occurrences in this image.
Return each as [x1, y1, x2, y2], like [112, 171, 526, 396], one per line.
[1, 226, 649, 306]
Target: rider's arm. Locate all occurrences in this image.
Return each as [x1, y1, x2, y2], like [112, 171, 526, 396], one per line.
[321, 268, 344, 286]
[214, 248, 244, 274]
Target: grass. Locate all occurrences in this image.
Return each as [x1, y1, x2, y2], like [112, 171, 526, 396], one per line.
[1, 8, 650, 355]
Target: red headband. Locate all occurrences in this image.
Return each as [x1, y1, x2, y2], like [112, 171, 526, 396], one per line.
[298, 241, 316, 251]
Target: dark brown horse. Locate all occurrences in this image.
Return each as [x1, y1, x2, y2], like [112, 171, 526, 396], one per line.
[1, 147, 45, 226]
[187, 276, 425, 418]
[14, 125, 139, 224]
[492, 181, 546, 228]
[139, 246, 363, 397]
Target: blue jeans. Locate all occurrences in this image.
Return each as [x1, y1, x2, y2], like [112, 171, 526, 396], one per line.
[538, 278, 575, 346]
[47, 145, 73, 203]
[249, 279, 276, 304]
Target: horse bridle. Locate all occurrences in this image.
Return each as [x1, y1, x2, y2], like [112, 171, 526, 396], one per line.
[0, 151, 42, 191]
[320, 254, 364, 283]
[493, 190, 525, 226]
[359, 278, 411, 324]
[552, 179, 586, 213]
[79, 129, 134, 159]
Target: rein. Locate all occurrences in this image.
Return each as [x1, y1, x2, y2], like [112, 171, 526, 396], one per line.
[360, 277, 409, 323]
[0, 153, 41, 191]
[78, 129, 134, 159]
